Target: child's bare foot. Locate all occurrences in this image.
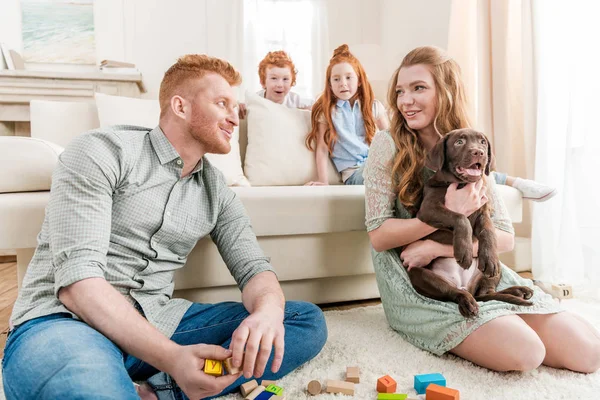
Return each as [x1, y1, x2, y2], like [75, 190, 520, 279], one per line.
[134, 382, 158, 400]
[512, 178, 557, 202]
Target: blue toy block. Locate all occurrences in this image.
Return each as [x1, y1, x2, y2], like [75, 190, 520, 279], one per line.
[414, 373, 446, 395]
[254, 390, 275, 400]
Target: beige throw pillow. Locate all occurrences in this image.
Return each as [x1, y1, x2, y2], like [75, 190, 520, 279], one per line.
[243, 91, 342, 186]
[94, 93, 249, 186]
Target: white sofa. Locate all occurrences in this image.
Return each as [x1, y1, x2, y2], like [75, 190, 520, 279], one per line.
[0, 94, 524, 305]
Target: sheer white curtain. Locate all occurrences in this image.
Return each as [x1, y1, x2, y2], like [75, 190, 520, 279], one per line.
[242, 0, 329, 100]
[531, 0, 600, 290]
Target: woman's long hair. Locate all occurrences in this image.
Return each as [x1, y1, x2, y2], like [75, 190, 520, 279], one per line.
[388, 46, 472, 211]
[306, 44, 376, 153]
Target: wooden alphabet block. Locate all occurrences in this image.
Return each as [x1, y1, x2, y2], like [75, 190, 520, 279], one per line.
[377, 375, 397, 393]
[413, 373, 446, 394]
[426, 383, 460, 400]
[261, 379, 277, 387]
[346, 366, 360, 383]
[224, 357, 241, 374]
[377, 393, 408, 399]
[265, 384, 283, 395]
[254, 391, 275, 400]
[244, 385, 265, 400]
[240, 380, 259, 397]
[307, 380, 322, 395]
[325, 379, 355, 395]
[552, 283, 574, 299]
[203, 359, 223, 376]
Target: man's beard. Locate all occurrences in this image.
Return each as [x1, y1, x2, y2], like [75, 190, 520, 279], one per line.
[188, 114, 231, 155]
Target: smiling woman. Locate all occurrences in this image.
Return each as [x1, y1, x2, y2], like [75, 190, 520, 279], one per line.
[20, 0, 95, 64]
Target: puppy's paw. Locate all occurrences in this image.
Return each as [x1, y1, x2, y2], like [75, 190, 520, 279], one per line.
[457, 292, 479, 318]
[478, 252, 500, 277]
[503, 286, 534, 300]
[454, 242, 473, 270]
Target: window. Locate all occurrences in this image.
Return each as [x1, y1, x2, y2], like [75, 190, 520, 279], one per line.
[21, 0, 96, 64]
[243, 0, 327, 99]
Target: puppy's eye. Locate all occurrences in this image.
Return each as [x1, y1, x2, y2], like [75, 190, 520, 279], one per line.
[455, 139, 464, 145]
[481, 139, 486, 144]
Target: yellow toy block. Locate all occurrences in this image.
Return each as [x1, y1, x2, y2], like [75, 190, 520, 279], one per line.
[203, 359, 223, 376]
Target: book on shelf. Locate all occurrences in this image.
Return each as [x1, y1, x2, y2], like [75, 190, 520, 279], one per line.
[100, 59, 136, 68]
[0, 43, 15, 70]
[9, 50, 25, 69]
[99, 67, 141, 75]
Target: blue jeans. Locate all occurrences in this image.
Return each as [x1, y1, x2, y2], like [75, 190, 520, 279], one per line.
[2, 301, 327, 399]
[344, 163, 365, 185]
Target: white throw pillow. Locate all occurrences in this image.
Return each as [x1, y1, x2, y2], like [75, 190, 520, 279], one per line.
[94, 93, 249, 186]
[244, 91, 342, 186]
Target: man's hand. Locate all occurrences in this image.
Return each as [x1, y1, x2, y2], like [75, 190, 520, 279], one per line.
[167, 344, 241, 399]
[400, 240, 440, 270]
[230, 306, 285, 379]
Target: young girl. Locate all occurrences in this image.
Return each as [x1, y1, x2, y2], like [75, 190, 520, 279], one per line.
[239, 50, 313, 118]
[305, 44, 390, 186]
[364, 46, 600, 373]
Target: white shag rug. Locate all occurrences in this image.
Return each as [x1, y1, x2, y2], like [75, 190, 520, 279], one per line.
[2, 298, 600, 400]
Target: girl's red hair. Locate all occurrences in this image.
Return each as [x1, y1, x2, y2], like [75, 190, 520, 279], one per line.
[305, 44, 376, 153]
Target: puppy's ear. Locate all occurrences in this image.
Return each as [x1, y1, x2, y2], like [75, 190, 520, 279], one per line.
[485, 136, 496, 175]
[426, 135, 447, 171]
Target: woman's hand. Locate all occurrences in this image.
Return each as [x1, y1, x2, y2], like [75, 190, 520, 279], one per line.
[445, 180, 488, 216]
[400, 239, 440, 270]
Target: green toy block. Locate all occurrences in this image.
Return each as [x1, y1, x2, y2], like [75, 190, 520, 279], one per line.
[265, 384, 283, 395]
[377, 394, 408, 400]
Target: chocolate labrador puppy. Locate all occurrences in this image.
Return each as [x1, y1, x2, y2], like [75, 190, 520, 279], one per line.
[406, 128, 533, 318]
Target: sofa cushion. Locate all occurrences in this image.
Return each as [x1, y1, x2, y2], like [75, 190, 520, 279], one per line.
[243, 91, 342, 186]
[0, 137, 63, 194]
[231, 185, 365, 235]
[94, 93, 250, 186]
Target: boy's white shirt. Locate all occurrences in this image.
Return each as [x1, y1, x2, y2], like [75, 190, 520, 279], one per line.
[256, 89, 314, 109]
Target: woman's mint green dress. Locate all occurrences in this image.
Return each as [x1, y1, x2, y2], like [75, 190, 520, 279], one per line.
[363, 130, 561, 355]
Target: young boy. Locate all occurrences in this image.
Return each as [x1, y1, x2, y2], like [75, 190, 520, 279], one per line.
[239, 50, 314, 118]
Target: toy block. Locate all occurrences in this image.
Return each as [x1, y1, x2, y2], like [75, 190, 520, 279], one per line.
[552, 283, 574, 299]
[346, 366, 360, 383]
[254, 391, 275, 400]
[265, 384, 283, 395]
[224, 357, 242, 374]
[377, 375, 397, 393]
[240, 380, 259, 397]
[413, 373, 445, 394]
[307, 380, 322, 395]
[377, 394, 408, 399]
[244, 385, 265, 400]
[203, 359, 223, 376]
[426, 383, 460, 400]
[325, 379, 355, 395]
[271, 395, 286, 400]
[261, 379, 277, 387]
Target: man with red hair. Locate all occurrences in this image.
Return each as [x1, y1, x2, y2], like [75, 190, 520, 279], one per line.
[2, 54, 327, 400]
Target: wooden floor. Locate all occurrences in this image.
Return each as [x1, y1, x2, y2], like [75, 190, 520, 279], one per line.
[0, 261, 532, 359]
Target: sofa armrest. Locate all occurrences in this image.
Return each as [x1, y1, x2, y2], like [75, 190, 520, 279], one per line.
[0, 136, 63, 194]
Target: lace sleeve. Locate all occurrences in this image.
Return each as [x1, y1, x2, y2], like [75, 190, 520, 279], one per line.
[364, 130, 397, 232]
[487, 176, 515, 235]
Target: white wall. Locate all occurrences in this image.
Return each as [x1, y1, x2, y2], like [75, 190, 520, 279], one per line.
[0, 0, 23, 53]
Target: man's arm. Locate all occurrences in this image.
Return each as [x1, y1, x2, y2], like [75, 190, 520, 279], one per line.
[209, 179, 285, 378]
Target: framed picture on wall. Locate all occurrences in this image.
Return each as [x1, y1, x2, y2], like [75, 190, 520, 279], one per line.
[21, 0, 96, 64]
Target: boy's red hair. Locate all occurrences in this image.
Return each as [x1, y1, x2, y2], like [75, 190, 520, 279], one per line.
[305, 44, 376, 153]
[258, 50, 298, 87]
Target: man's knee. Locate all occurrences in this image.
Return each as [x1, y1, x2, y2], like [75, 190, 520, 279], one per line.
[285, 301, 328, 356]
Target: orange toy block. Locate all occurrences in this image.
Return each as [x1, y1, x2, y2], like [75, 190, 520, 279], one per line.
[426, 383, 460, 400]
[325, 379, 355, 395]
[203, 359, 223, 376]
[346, 366, 360, 383]
[377, 375, 397, 393]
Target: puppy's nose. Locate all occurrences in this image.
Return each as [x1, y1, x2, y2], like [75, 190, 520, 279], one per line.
[470, 148, 484, 157]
